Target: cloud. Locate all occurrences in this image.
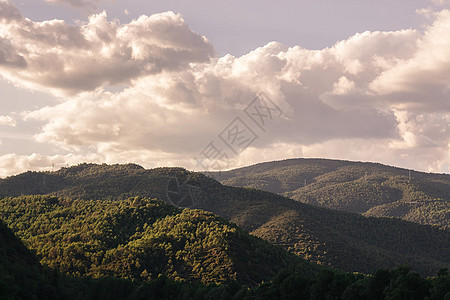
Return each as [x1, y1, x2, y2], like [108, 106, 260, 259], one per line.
[302, 137, 449, 174]
[0, 1, 214, 95]
[0, 153, 103, 178]
[0, 37, 27, 68]
[430, 0, 450, 6]
[0, 0, 22, 22]
[370, 9, 450, 112]
[1, 3, 450, 176]
[0, 115, 16, 127]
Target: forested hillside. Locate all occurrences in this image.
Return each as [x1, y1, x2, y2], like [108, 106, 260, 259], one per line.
[0, 163, 171, 201]
[0, 220, 58, 299]
[214, 158, 450, 228]
[0, 196, 315, 286]
[0, 163, 448, 277]
[2, 217, 449, 299]
[190, 183, 449, 276]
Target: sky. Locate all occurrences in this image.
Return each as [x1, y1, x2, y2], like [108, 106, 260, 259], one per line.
[0, 0, 449, 178]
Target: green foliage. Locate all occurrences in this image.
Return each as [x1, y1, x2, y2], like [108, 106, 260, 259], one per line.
[242, 266, 450, 300]
[0, 163, 188, 201]
[217, 158, 450, 228]
[0, 220, 58, 299]
[54, 266, 450, 299]
[1, 161, 448, 299]
[192, 183, 449, 276]
[0, 162, 448, 278]
[0, 195, 311, 286]
[0, 201, 449, 299]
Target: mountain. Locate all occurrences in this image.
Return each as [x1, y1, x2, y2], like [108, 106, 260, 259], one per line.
[0, 195, 317, 287]
[2, 219, 448, 300]
[189, 181, 449, 276]
[212, 158, 450, 229]
[0, 220, 59, 299]
[0, 163, 449, 276]
[0, 163, 167, 200]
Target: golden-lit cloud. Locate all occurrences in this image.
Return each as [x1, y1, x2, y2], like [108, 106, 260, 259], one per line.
[0, 0, 449, 176]
[0, 2, 214, 95]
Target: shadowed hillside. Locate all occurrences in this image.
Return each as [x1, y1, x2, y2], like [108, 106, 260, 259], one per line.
[0, 220, 58, 299]
[0, 162, 448, 276]
[2, 218, 448, 299]
[212, 158, 450, 229]
[0, 195, 318, 287]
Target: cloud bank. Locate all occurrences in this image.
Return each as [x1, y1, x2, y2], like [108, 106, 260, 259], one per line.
[0, 1, 214, 95]
[0, 115, 16, 127]
[0, 0, 449, 176]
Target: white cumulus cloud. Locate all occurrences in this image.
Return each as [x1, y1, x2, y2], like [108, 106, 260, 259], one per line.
[0, 1, 449, 176]
[0, 153, 103, 178]
[430, 0, 450, 6]
[0, 115, 16, 127]
[0, 1, 214, 95]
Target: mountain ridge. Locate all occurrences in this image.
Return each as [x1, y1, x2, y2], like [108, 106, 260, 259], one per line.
[0, 161, 448, 276]
[212, 158, 449, 229]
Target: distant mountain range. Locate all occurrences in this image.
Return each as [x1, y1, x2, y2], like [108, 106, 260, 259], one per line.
[212, 158, 449, 229]
[1, 161, 448, 277]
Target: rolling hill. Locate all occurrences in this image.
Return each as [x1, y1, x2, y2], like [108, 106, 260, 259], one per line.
[0, 163, 449, 276]
[2, 218, 447, 300]
[0, 220, 58, 299]
[213, 158, 450, 229]
[0, 195, 316, 287]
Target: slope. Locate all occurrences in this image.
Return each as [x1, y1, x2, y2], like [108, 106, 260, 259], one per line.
[0, 163, 448, 276]
[214, 158, 450, 228]
[0, 195, 317, 286]
[0, 220, 59, 299]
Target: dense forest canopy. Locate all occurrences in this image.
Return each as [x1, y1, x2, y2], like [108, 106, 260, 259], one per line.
[1, 208, 449, 299]
[1, 209, 449, 299]
[0, 161, 449, 298]
[0, 195, 317, 286]
[214, 158, 450, 228]
[0, 162, 448, 276]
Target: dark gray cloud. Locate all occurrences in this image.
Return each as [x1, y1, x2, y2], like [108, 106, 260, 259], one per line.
[0, 38, 27, 68]
[0, 0, 22, 22]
